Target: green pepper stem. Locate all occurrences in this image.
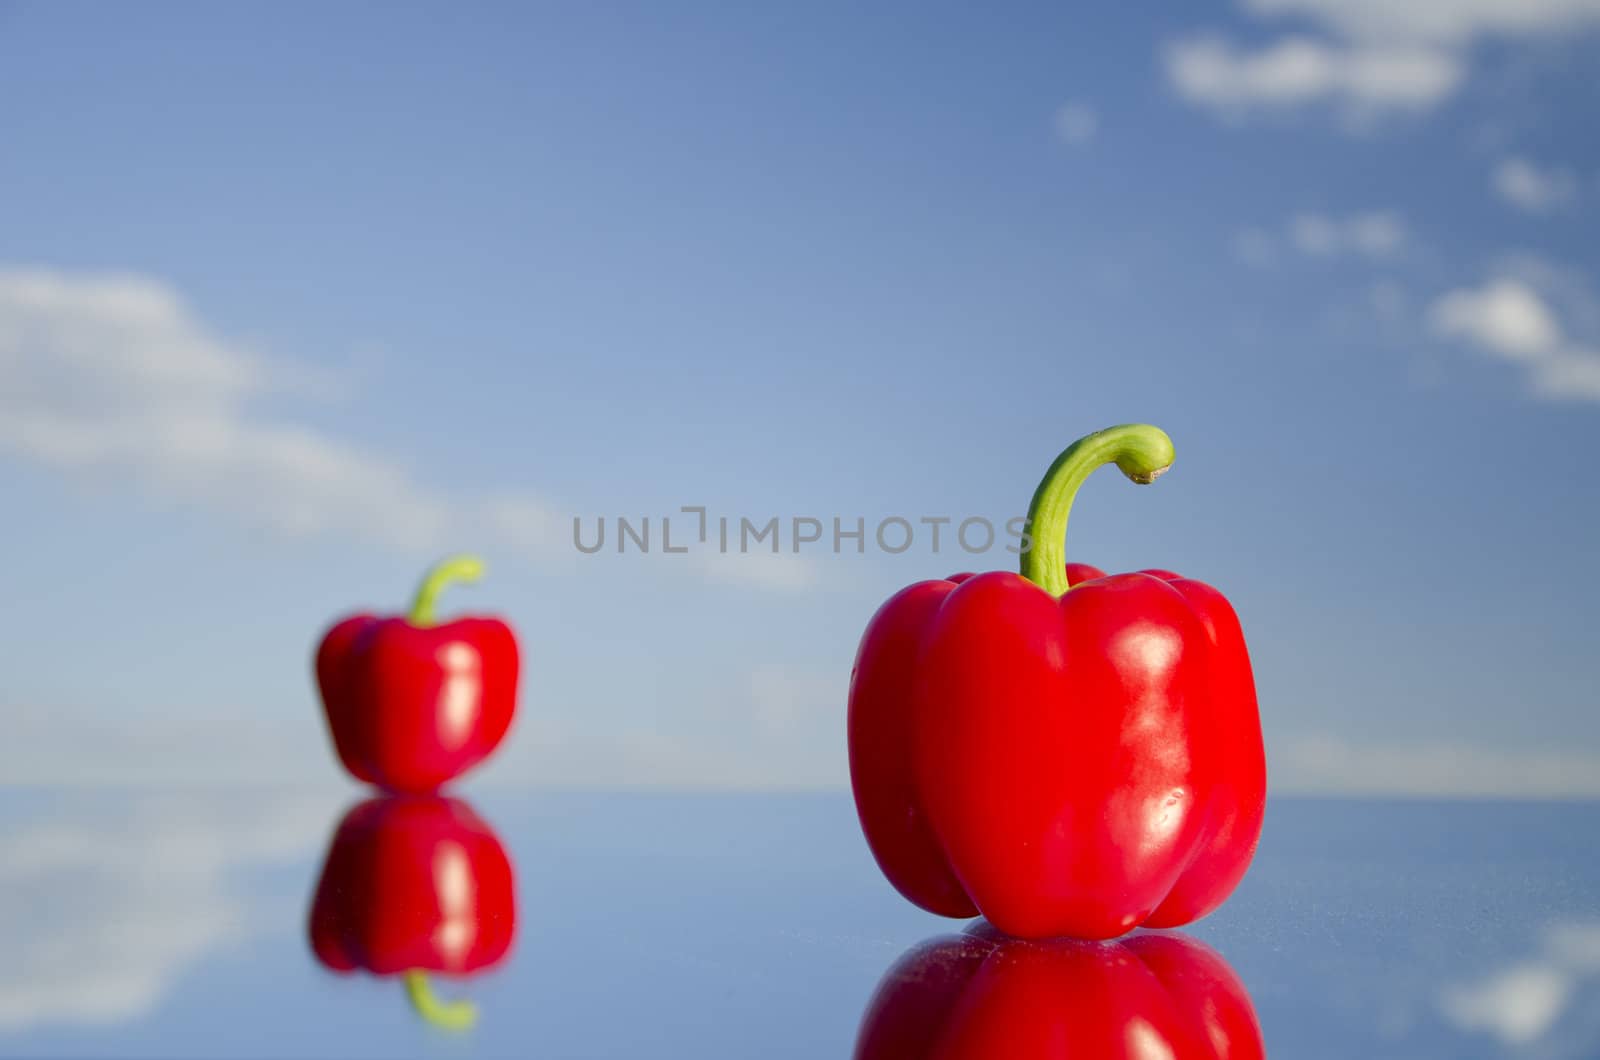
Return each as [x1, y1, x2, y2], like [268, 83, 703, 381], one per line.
[1019, 425, 1175, 597]
[407, 555, 486, 626]
[403, 970, 478, 1031]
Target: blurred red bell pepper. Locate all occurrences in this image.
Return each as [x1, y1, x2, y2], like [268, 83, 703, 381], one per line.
[854, 926, 1263, 1059]
[316, 555, 519, 793]
[308, 795, 516, 1030]
[848, 425, 1265, 939]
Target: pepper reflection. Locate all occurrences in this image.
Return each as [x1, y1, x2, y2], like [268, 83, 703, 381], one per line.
[307, 796, 516, 1030]
[855, 925, 1263, 1059]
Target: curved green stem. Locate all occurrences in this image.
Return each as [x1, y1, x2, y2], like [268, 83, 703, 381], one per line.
[407, 554, 486, 626]
[1019, 424, 1175, 597]
[403, 970, 478, 1031]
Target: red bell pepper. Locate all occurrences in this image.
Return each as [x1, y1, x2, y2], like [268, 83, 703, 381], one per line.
[848, 425, 1265, 939]
[854, 926, 1263, 1059]
[315, 555, 519, 793]
[307, 795, 517, 1030]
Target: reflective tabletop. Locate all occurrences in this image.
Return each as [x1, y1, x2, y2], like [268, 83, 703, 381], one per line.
[0, 791, 1595, 1058]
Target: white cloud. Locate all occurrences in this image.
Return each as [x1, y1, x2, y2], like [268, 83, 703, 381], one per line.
[1279, 735, 1600, 796]
[0, 265, 806, 591]
[1493, 156, 1579, 213]
[1164, 35, 1463, 115]
[1441, 921, 1600, 1049]
[1167, 0, 1600, 120]
[1442, 965, 1572, 1044]
[1430, 278, 1563, 356]
[1053, 101, 1099, 146]
[1291, 210, 1408, 257]
[1235, 211, 1407, 264]
[0, 266, 451, 550]
[0, 794, 325, 1030]
[1428, 275, 1600, 401]
[1244, 0, 1600, 45]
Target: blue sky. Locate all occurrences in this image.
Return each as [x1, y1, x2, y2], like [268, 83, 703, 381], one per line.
[1, 1, 1598, 793]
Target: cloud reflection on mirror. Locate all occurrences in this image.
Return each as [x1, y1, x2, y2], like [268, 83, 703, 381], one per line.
[1440, 921, 1600, 1053]
[854, 924, 1263, 1060]
[306, 795, 516, 1031]
[0, 794, 326, 1031]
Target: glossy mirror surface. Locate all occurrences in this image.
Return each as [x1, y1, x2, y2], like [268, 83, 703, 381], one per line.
[0, 791, 1594, 1058]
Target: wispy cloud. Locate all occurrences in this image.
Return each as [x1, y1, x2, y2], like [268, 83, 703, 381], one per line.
[1492, 156, 1580, 213]
[1279, 734, 1600, 797]
[0, 704, 341, 787]
[1290, 211, 1408, 257]
[0, 265, 813, 591]
[1243, 0, 1600, 44]
[1233, 210, 1408, 264]
[1166, 36, 1462, 117]
[1166, 0, 1600, 122]
[1428, 267, 1600, 401]
[1052, 100, 1099, 146]
[695, 550, 820, 592]
[0, 267, 452, 549]
[1231, 227, 1280, 267]
[0, 794, 325, 1030]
